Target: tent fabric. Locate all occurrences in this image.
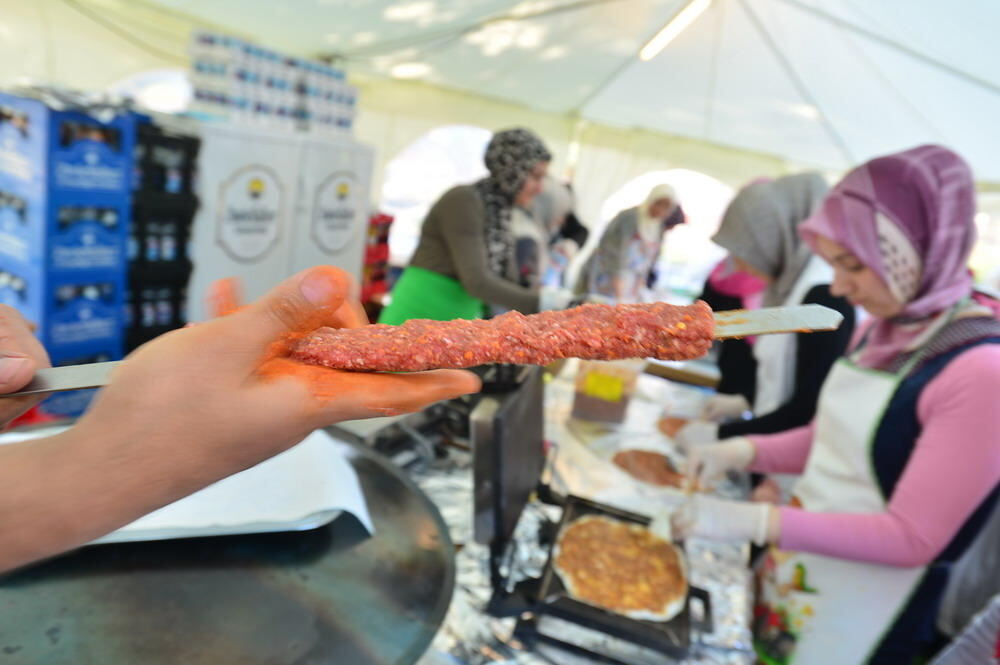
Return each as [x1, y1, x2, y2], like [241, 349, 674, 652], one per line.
[142, 0, 1000, 182]
[1, 0, 996, 183]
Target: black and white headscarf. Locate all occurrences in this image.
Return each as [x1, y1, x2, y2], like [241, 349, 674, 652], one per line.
[475, 128, 552, 277]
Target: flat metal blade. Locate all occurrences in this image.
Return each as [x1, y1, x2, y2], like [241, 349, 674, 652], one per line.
[2, 361, 120, 398]
[713, 304, 843, 339]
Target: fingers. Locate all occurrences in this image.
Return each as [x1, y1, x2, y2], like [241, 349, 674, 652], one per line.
[334, 297, 368, 330]
[256, 358, 481, 420]
[214, 266, 351, 355]
[206, 277, 244, 318]
[0, 305, 50, 394]
[683, 449, 703, 488]
[0, 305, 50, 428]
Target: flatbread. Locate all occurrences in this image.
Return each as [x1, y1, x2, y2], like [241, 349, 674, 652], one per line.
[612, 449, 685, 488]
[552, 514, 688, 622]
[658, 416, 688, 438]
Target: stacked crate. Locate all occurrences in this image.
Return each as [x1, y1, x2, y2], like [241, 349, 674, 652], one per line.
[125, 121, 200, 351]
[0, 92, 135, 417]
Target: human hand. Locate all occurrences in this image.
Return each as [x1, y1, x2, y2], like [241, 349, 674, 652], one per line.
[751, 476, 783, 505]
[74, 266, 481, 484]
[539, 286, 576, 311]
[683, 436, 755, 488]
[0, 305, 51, 429]
[671, 495, 775, 545]
[700, 393, 751, 423]
[552, 238, 578, 262]
[674, 420, 720, 451]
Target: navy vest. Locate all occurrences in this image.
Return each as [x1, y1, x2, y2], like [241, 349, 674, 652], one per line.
[868, 337, 1000, 664]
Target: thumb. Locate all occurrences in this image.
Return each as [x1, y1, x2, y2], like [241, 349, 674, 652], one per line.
[226, 266, 351, 350]
[0, 354, 35, 394]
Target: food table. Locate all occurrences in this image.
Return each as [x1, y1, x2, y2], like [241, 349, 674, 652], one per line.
[414, 362, 756, 665]
[0, 436, 454, 665]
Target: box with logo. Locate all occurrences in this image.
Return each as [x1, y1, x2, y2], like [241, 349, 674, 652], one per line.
[0, 189, 129, 276]
[186, 124, 300, 322]
[0, 263, 123, 358]
[289, 135, 374, 293]
[0, 92, 136, 196]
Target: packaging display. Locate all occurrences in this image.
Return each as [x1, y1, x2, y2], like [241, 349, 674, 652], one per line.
[125, 120, 200, 351]
[289, 135, 374, 294]
[187, 124, 372, 322]
[0, 93, 134, 397]
[188, 30, 357, 134]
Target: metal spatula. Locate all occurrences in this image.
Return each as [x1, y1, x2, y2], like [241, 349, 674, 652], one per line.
[1, 304, 843, 398]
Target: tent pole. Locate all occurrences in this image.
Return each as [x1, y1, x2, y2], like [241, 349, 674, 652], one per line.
[739, 0, 855, 164]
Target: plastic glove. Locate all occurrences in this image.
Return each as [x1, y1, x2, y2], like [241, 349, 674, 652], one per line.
[674, 420, 720, 451]
[700, 393, 751, 423]
[539, 286, 575, 311]
[672, 495, 774, 545]
[0, 305, 51, 429]
[683, 436, 755, 488]
[551, 238, 579, 262]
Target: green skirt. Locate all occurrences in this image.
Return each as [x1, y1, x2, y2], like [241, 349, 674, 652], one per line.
[378, 266, 486, 325]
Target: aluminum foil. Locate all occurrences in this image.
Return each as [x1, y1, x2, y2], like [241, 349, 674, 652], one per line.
[412, 368, 754, 664]
[411, 451, 754, 665]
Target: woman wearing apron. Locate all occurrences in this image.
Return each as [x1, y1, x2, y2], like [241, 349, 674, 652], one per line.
[575, 184, 685, 303]
[676, 145, 1000, 664]
[676, 174, 856, 450]
[380, 128, 571, 324]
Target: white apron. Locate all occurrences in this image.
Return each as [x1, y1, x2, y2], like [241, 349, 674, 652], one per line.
[753, 256, 833, 415]
[753, 308, 958, 665]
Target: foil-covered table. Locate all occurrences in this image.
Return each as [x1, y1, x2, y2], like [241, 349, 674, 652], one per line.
[414, 368, 755, 665]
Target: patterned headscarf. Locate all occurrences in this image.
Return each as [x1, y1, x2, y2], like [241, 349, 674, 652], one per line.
[475, 128, 552, 277]
[712, 173, 829, 308]
[800, 145, 977, 368]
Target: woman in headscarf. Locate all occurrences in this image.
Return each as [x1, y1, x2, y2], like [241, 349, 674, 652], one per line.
[577, 183, 685, 302]
[512, 175, 588, 289]
[676, 173, 856, 448]
[379, 128, 570, 324]
[675, 146, 1000, 665]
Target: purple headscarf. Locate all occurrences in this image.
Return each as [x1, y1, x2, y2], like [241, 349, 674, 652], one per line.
[800, 145, 977, 368]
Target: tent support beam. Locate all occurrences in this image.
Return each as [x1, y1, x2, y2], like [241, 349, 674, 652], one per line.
[778, 0, 1000, 98]
[739, 0, 855, 163]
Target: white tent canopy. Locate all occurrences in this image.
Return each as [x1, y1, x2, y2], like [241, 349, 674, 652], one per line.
[140, 0, 1000, 182]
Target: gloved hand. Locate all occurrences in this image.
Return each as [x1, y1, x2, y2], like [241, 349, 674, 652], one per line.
[674, 420, 720, 451]
[672, 495, 775, 545]
[683, 436, 755, 487]
[700, 393, 752, 423]
[539, 286, 576, 311]
[551, 238, 579, 262]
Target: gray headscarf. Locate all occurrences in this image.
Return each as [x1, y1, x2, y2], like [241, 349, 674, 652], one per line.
[712, 173, 829, 307]
[475, 128, 552, 277]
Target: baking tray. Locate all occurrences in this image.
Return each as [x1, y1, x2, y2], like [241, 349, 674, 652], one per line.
[534, 494, 712, 658]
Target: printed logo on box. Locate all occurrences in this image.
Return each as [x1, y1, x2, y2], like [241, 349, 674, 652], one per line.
[216, 165, 283, 262]
[312, 171, 361, 253]
[54, 148, 126, 192]
[0, 141, 32, 182]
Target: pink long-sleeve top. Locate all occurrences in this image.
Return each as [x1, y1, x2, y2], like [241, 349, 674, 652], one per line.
[748, 344, 1000, 567]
